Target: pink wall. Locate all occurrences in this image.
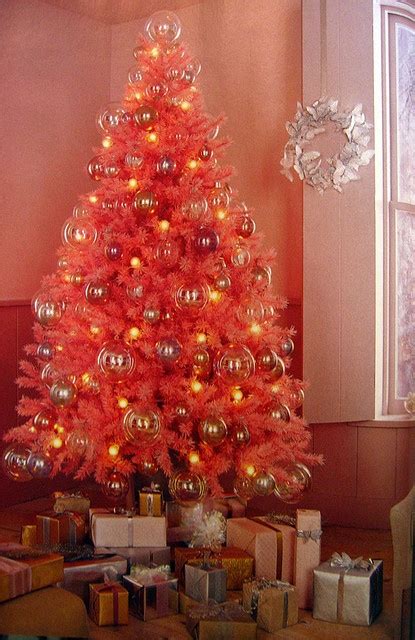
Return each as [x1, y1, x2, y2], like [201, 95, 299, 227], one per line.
[0, 0, 111, 302]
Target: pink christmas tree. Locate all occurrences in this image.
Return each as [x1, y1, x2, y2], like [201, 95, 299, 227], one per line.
[3, 12, 319, 504]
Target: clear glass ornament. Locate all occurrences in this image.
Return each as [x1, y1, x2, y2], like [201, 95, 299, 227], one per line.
[252, 470, 276, 496]
[168, 470, 207, 505]
[194, 227, 220, 255]
[37, 342, 54, 361]
[156, 337, 182, 363]
[97, 342, 136, 382]
[274, 463, 312, 503]
[62, 218, 97, 249]
[49, 379, 78, 408]
[32, 292, 64, 327]
[145, 11, 182, 45]
[175, 282, 209, 310]
[27, 452, 53, 479]
[2, 445, 32, 482]
[233, 475, 254, 501]
[72, 203, 90, 218]
[231, 245, 251, 268]
[182, 197, 208, 221]
[97, 103, 126, 133]
[215, 344, 255, 385]
[198, 416, 227, 447]
[84, 281, 110, 305]
[237, 297, 264, 325]
[123, 407, 161, 443]
[128, 66, 143, 84]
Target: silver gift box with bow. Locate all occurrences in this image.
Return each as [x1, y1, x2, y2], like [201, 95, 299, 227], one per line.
[313, 552, 383, 626]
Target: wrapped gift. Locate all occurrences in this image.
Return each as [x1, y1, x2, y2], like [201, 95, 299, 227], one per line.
[243, 578, 298, 632]
[59, 555, 127, 603]
[94, 546, 170, 569]
[226, 518, 278, 579]
[185, 562, 227, 604]
[123, 567, 179, 621]
[21, 525, 37, 547]
[53, 492, 90, 515]
[294, 509, 322, 609]
[36, 512, 86, 546]
[186, 601, 256, 640]
[166, 501, 204, 528]
[167, 525, 194, 545]
[252, 514, 296, 583]
[0, 543, 64, 603]
[313, 553, 383, 625]
[139, 485, 163, 517]
[204, 496, 246, 519]
[89, 581, 129, 626]
[90, 509, 166, 548]
[175, 546, 253, 590]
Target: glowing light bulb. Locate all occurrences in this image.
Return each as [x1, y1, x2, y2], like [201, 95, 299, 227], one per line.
[215, 208, 228, 221]
[63, 274, 71, 283]
[117, 397, 129, 409]
[209, 290, 221, 303]
[56, 344, 63, 352]
[134, 92, 142, 101]
[188, 451, 200, 465]
[128, 326, 141, 340]
[81, 372, 91, 385]
[249, 323, 262, 335]
[89, 194, 98, 204]
[190, 86, 197, 93]
[245, 464, 256, 477]
[128, 178, 139, 189]
[130, 256, 141, 269]
[191, 379, 203, 394]
[159, 220, 170, 232]
[196, 332, 207, 344]
[53, 423, 64, 434]
[29, 426, 37, 433]
[90, 325, 101, 335]
[51, 436, 63, 449]
[187, 159, 198, 170]
[108, 444, 119, 457]
[102, 136, 112, 148]
[146, 132, 159, 144]
[180, 101, 192, 111]
[150, 47, 159, 58]
[231, 388, 244, 402]
[271, 383, 281, 394]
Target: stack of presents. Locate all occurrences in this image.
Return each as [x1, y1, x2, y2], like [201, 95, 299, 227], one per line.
[0, 486, 384, 637]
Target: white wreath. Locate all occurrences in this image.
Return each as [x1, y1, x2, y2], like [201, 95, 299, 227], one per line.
[280, 98, 375, 194]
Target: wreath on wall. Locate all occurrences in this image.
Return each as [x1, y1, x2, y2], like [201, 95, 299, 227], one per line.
[280, 98, 375, 194]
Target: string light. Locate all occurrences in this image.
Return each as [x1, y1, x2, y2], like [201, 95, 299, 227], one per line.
[196, 332, 207, 344]
[81, 372, 91, 385]
[188, 451, 200, 464]
[215, 208, 228, 220]
[29, 426, 36, 434]
[180, 101, 192, 111]
[55, 344, 63, 352]
[53, 423, 65, 434]
[51, 436, 63, 449]
[90, 325, 101, 335]
[249, 323, 262, 335]
[128, 178, 139, 189]
[130, 256, 141, 269]
[245, 464, 256, 477]
[159, 220, 170, 232]
[191, 379, 203, 394]
[128, 326, 141, 340]
[102, 137, 112, 148]
[150, 46, 159, 58]
[108, 444, 119, 457]
[231, 388, 244, 402]
[271, 383, 281, 394]
[209, 290, 221, 303]
[134, 92, 142, 101]
[88, 194, 98, 204]
[187, 159, 198, 170]
[146, 132, 159, 144]
[117, 397, 129, 409]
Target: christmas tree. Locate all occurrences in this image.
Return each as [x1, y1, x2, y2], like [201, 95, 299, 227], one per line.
[3, 11, 319, 504]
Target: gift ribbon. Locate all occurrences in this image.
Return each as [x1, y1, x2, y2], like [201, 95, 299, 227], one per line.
[296, 528, 323, 543]
[130, 564, 171, 585]
[0, 556, 32, 599]
[264, 513, 296, 527]
[329, 552, 374, 623]
[94, 580, 124, 624]
[187, 600, 247, 635]
[244, 577, 294, 626]
[251, 518, 284, 579]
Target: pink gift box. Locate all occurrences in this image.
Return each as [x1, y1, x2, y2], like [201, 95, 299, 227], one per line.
[226, 518, 278, 580]
[294, 509, 322, 609]
[252, 516, 296, 583]
[89, 509, 166, 548]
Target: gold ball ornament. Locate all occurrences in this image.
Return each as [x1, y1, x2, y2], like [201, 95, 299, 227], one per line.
[231, 422, 251, 446]
[274, 463, 312, 503]
[134, 105, 158, 130]
[133, 190, 159, 215]
[269, 404, 291, 423]
[252, 470, 276, 496]
[49, 379, 78, 408]
[137, 459, 158, 476]
[168, 470, 207, 505]
[123, 407, 161, 444]
[198, 416, 227, 447]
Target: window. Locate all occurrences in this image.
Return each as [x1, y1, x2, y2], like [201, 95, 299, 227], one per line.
[381, 3, 415, 414]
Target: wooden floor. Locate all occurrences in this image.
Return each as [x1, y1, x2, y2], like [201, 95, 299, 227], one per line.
[0, 496, 395, 639]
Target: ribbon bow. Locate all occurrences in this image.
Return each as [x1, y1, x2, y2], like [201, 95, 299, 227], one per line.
[265, 513, 296, 527]
[130, 563, 171, 585]
[142, 482, 161, 493]
[296, 528, 322, 542]
[329, 552, 374, 571]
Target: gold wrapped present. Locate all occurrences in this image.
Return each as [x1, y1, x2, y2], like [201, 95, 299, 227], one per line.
[186, 601, 256, 639]
[36, 512, 86, 546]
[0, 543, 64, 603]
[21, 525, 37, 547]
[53, 492, 90, 515]
[175, 546, 253, 590]
[138, 485, 163, 517]
[243, 578, 298, 633]
[89, 581, 129, 626]
[313, 553, 383, 625]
